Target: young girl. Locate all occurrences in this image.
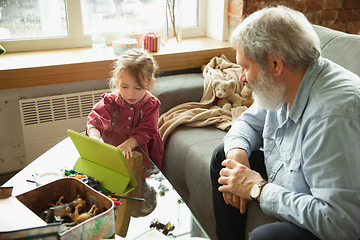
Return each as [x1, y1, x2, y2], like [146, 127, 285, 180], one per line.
[86, 49, 163, 178]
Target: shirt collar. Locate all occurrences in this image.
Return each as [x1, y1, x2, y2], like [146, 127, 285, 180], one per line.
[115, 90, 150, 108]
[288, 57, 325, 122]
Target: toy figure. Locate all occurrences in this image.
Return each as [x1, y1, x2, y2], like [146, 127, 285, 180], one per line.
[150, 218, 175, 236]
[41, 197, 86, 223]
[49, 196, 65, 206]
[210, 79, 253, 111]
[68, 204, 98, 223]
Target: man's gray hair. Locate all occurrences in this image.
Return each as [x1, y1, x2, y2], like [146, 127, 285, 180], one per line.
[231, 6, 321, 71]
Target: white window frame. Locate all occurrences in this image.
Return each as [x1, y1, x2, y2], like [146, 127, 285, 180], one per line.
[1, 0, 209, 52]
[206, 0, 228, 41]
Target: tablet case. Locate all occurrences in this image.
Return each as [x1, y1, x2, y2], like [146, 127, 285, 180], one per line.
[67, 129, 137, 195]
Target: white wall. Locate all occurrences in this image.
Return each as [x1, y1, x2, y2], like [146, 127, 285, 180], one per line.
[0, 79, 109, 175]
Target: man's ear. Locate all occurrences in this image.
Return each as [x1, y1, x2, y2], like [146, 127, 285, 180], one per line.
[267, 52, 283, 77]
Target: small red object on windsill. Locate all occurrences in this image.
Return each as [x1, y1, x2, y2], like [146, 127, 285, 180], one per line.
[143, 32, 160, 52]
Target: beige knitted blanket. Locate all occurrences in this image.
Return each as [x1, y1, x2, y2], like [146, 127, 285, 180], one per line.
[158, 55, 249, 143]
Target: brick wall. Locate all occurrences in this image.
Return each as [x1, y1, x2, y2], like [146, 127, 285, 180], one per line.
[228, 0, 360, 38]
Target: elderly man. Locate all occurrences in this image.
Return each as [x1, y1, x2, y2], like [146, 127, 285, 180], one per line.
[210, 6, 360, 240]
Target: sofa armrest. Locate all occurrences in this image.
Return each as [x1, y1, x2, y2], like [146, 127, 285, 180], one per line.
[152, 73, 204, 116]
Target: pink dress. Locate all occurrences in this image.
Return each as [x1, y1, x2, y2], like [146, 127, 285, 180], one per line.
[87, 91, 164, 177]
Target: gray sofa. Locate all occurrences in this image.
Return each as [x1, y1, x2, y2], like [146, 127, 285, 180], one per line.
[151, 25, 360, 240]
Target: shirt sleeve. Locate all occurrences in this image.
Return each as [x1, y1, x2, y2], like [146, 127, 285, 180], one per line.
[260, 114, 360, 240]
[224, 103, 266, 157]
[130, 96, 161, 146]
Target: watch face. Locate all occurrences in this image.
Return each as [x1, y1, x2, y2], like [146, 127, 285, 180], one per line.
[250, 185, 260, 198]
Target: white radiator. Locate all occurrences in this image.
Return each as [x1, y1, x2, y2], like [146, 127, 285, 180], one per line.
[19, 89, 108, 165]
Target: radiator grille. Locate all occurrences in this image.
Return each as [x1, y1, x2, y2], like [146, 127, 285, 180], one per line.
[19, 89, 109, 164]
[20, 90, 106, 126]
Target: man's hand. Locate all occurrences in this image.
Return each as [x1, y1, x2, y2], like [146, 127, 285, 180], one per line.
[219, 148, 250, 213]
[218, 159, 264, 202]
[222, 192, 248, 214]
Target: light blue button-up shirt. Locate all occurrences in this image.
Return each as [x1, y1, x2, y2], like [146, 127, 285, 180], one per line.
[224, 57, 360, 240]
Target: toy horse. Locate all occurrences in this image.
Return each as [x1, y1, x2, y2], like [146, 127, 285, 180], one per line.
[68, 204, 98, 223]
[41, 196, 86, 223]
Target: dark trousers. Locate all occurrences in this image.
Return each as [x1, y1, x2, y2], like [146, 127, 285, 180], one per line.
[210, 143, 320, 240]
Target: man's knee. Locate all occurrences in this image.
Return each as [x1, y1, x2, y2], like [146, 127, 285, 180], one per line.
[211, 143, 225, 163]
[248, 222, 319, 240]
[210, 143, 225, 183]
[248, 223, 279, 240]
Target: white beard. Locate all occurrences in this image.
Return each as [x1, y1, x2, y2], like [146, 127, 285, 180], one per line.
[248, 70, 287, 111]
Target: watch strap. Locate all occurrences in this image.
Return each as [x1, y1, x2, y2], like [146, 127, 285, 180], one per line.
[255, 180, 268, 202]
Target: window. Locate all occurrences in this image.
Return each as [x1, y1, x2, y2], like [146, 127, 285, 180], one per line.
[0, 0, 68, 40]
[0, 0, 206, 52]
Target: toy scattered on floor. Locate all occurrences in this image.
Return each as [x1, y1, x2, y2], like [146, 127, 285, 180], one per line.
[150, 218, 175, 236]
[210, 79, 253, 110]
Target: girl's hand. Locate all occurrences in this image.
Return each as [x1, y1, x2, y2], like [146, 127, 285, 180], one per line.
[118, 143, 133, 160]
[117, 138, 138, 160]
[88, 127, 101, 141]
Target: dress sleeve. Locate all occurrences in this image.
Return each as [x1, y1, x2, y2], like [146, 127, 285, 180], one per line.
[87, 93, 115, 136]
[130, 96, 161, 146]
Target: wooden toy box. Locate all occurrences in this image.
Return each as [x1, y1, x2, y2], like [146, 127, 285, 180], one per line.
[0, 177, 115, 239]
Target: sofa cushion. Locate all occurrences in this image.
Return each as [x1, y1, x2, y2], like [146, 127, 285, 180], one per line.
[321, 34, 360, 77]
[313, 25, 360, 77]
[153, 73, 204, 116]
[312, 25, 347, 49]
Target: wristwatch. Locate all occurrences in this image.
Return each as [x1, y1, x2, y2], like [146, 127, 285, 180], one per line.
[250, 180, 268, 202]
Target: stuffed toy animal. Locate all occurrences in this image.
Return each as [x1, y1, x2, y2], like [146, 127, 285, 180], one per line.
[210, 79, 253, 110]
[239, 84, 254, 108]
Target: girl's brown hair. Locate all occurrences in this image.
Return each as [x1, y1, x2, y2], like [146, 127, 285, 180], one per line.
[109, 49, 158, 92]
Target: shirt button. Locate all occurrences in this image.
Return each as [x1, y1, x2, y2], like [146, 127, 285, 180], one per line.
[127, 127, 130, 129]
[130, 107, 133, 111]
[269, 174, 273, 179]
[128, 117, 131, 120]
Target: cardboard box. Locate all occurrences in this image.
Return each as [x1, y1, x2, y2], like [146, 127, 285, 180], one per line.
[0, 177, 115, 239]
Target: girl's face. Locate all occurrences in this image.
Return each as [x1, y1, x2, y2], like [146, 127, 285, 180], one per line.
[118, 70, 147, 105]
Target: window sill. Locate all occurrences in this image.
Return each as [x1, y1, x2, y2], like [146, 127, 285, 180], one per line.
[0, 37, 235, 90]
